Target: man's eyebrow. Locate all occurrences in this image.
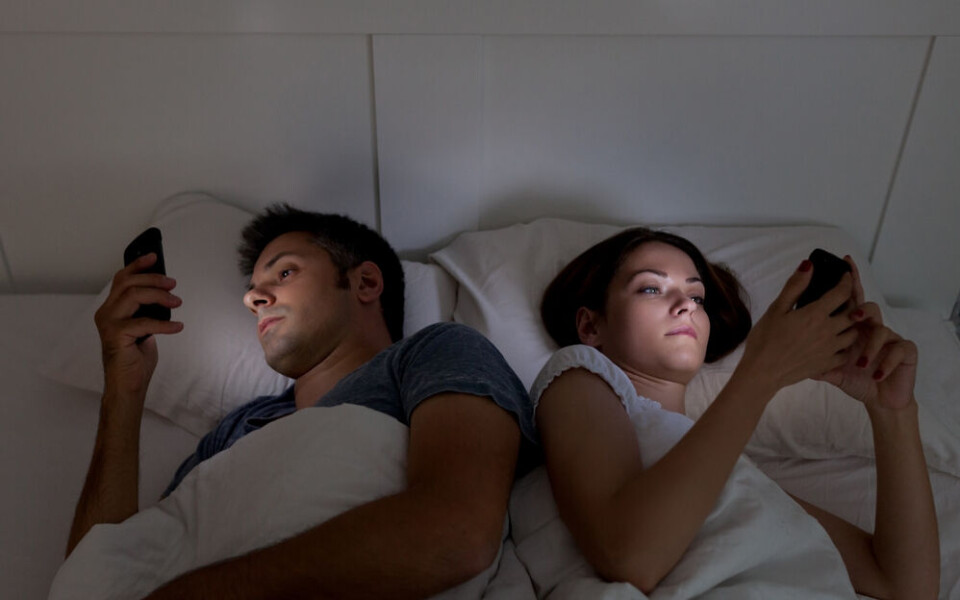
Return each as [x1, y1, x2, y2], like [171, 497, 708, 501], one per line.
[626, 269, 702, 284]
[247, 251, 299, 290]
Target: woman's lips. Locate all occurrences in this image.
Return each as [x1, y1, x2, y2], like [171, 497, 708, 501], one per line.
[666, 326, 697, 339]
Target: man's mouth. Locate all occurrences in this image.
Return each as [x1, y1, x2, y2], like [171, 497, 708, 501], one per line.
[258, 316, 283, 335]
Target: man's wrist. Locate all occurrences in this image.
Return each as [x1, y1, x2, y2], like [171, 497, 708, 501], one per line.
[100, 385, 148, 425]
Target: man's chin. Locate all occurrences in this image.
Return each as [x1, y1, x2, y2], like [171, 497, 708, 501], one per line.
[263, 347, 307, 379]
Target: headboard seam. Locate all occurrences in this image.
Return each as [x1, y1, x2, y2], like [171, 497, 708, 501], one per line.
[869, 35, 936, 262]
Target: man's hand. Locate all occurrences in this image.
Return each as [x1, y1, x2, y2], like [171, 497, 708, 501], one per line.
[95, 252, 183, 399]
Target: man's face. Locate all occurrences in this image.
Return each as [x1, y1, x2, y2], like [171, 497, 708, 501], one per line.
[243, 231, 353, 378]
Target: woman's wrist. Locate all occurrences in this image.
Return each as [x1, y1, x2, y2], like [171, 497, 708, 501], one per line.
[730, 349, 784, 399]
[724, 364, 780, 410]
[866, 395, 920, 428]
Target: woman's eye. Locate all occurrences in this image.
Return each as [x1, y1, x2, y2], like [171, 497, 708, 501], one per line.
[692, 295, 705, 305]
[639, 286, 659, 295]
[279, 269, 293, 280]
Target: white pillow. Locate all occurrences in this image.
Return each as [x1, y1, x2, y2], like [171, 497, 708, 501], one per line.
[40, 193, 456, 436]
[431, 218, 960, 476]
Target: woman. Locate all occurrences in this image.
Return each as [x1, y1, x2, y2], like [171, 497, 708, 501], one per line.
[534, 228, 939, 598]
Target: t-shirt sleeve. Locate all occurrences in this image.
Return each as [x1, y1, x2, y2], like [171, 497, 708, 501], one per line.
[392, 323, 537, 445]
[528, 344, 651, 417]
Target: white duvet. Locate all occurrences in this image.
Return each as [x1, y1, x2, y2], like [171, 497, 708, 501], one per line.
[48, 404, 500, 600]
[50, 393, 860, 600]
[511, 345, 859, 599]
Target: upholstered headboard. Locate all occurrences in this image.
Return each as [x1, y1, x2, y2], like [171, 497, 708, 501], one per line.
[1, 2, 958, 317]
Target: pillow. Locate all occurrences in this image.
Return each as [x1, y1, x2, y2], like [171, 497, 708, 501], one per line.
[39, 193, 456, 436]
[431, 218, 960, 476]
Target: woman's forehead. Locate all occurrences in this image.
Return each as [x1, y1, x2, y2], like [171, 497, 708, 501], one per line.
[618, 241, 700, 276]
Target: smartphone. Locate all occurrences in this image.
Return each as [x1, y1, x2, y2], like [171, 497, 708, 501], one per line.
[123, 227, 171, 323]
[795, 248, 852, 314]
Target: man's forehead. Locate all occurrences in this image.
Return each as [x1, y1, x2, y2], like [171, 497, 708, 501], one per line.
[256, 232, 320, 261]
[251, 232, 331, 273]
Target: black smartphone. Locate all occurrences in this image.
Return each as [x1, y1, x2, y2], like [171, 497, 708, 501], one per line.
[795, 248, 852, 314]
[123, 227, 172, 323]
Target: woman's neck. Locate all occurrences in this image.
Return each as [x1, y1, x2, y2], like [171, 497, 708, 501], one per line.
[617, 364, 688, 414]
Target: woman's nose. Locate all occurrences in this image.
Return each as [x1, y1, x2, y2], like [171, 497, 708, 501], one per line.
[670, 290, 698, 315]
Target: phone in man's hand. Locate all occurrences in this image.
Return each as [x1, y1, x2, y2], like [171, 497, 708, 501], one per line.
[123, 227, 172, 323]
[795, 248, 852, 315]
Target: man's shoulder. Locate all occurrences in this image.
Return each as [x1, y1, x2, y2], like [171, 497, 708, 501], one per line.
[404, 321, 484, 344]
[392, 322, 496, 359]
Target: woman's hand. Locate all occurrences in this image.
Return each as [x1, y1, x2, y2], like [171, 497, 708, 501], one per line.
[815, 258, 917, 410]
[737, 259, 860, 394]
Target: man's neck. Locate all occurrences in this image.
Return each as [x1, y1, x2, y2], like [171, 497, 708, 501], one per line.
[292, 336, 391, 410]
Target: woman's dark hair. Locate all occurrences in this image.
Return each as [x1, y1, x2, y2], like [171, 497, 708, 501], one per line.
[238, 203, 405, 343]
[541, 227, 752, 363]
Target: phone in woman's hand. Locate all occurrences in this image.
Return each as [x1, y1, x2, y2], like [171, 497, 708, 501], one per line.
[795, 248, 852, 315]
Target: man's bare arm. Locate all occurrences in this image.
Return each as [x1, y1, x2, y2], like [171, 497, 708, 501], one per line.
[66, 255, 183, 556]
[146, 392, 521, 599]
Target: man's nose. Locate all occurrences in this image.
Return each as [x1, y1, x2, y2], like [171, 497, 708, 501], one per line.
[243, 286, 275, 311]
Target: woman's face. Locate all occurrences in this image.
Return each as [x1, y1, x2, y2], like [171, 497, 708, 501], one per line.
[590, 241, 710, 383]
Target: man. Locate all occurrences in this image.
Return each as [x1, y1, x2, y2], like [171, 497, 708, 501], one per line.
[66, 204, 537, 599]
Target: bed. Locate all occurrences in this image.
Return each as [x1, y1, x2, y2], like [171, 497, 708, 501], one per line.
[2, 3, 959, 598]
[2, 195, 958, 599]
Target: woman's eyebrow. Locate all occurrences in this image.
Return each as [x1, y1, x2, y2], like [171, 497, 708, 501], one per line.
[626, 269, 702, 284]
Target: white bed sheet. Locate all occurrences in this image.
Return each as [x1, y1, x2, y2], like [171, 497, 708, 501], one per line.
[755, 455, 960, 599]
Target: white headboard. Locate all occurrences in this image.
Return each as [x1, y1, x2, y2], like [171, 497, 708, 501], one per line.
[1, 2, 958, 317]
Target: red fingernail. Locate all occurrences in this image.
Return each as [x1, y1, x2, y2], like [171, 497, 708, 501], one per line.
[851, 309, 864, 319]
[799, 260, 812, 272]
[856, 356, 868, 368]
[873, 369, 884, 380]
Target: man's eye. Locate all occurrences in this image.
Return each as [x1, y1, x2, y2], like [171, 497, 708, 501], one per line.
[279, 269, 293, 280]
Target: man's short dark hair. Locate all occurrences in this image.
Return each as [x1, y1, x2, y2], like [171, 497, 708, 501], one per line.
[239, 204, 405, 343]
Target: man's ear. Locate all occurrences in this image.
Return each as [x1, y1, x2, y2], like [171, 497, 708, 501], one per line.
[350, 261, 384, 305]
[575, 307, 603, 348]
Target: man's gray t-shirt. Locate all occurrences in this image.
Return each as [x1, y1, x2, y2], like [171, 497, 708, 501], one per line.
[165, 322, 537, 496]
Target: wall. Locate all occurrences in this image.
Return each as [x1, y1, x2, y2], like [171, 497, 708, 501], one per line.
[1, 2, 958, 316]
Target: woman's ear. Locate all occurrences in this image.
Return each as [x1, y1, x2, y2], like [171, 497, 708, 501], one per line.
[350, 261, 384, 304]
[575, 307, 603, 348]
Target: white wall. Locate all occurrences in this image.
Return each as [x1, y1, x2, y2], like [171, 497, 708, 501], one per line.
[1, 3, 958, 315]
[872, 37, 960, 315]
[0, 34, 376, 292]
[5, 1, 960, 35]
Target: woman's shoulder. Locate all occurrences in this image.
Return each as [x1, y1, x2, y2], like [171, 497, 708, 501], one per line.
[530, 345, 658, 413]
